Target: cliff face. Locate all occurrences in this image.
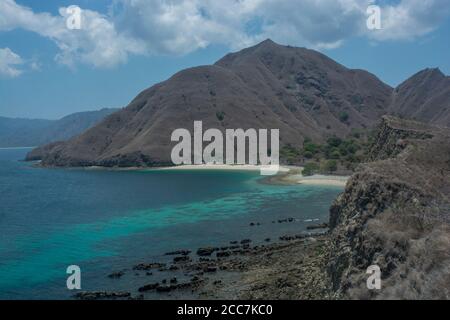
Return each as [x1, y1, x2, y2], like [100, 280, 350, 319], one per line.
[328, 116, 450, 299]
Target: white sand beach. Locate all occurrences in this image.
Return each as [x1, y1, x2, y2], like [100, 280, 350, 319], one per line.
[153, 164, 290, 172]
[154, 164, 349, 187]
[262, 166, 349, 187]
[84, 163, 348, 186]
[291, 174, 348, 187]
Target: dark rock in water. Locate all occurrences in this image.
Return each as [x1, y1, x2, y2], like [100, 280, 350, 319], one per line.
[199, 257, 211, 262]
[133, 262, 166, 270]
[204, 266, 217, 273]
[265, 238, 271, 242]
[169, 265, 179, 271]
[156, 280, 202, 293]
[279, 235, 296, 241]
[216, 251, 231, 258]
[240, 239, 251, 244]
[74, 291, 131, 300]
[197, 247, 216, 256]
[138, 283, 160, 292]
[108, 271, 124, 279]
[165, 250, 191, 256]
[170, 277, 178, 284]
[306, 222, 329, 230]
[277, 218, 295, 223]
[146, 272, 153, 276]
[230, 241, 238, 245]
[173, 256, 192, 263]
[156, 285, 171, 292]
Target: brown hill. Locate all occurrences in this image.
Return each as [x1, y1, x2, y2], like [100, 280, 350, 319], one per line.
[390, 68, 450, 126]
[30, 39, 393, 167]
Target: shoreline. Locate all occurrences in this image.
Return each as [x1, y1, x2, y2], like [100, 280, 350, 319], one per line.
[260, 166, 349, 187]
[0, 146, 36, 150]
[76, 232, 334, 300]
[148, 164, 349, 187]
[52, 162, 350, 187]
[151, 164, 291, 173]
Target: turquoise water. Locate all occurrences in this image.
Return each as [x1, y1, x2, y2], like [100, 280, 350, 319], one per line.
[0, 148, 342, 299]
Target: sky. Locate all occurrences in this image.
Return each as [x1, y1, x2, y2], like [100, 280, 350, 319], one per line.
[0, 0, 449, 119]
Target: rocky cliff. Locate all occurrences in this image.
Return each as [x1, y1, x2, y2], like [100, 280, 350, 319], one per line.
[327, 116, 450, 299]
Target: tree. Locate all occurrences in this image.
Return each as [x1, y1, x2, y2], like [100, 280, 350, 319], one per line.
[322, 160, 337, 173]
[327, 136, 342, 147]
[302, 162, 319, 176]
[303, 151, 313, 159]
[330, 150, 341, 159]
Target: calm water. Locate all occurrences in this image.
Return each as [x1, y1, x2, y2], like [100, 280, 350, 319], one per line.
[0, 148, 342, 299]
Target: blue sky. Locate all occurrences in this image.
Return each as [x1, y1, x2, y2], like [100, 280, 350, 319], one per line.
[0, 0, 449, 119]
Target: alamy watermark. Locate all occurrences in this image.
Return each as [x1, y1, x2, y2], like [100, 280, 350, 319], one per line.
[366, 5, 382, 30]
[171, 121, 280, 175]
[65, 5, 82, 30]
[366, 265, 381, 290]
[66, 265, 81, 290]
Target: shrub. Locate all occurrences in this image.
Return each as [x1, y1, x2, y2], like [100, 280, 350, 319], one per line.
[216, 111, 225, 121]
[327, 136, 342, 147]
[280, 145, 301, 164]
[321, 160, 337, 173]
[302, 162, 319, 176]
[303, 151, 314, 159]
[330, 150, 341, 159]
[339, 111, 349, 123]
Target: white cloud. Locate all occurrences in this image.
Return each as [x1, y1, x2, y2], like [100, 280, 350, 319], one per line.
[366, 0, 450, 41]
[0, 0, 145, 68]
[0, 47, 23, 77]
[0, 0, 448, 69]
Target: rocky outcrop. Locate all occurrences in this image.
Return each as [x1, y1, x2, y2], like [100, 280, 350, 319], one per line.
[25, 141, 64, 161]
[366, 116, 434, 162]
[328, 116, 450, 299]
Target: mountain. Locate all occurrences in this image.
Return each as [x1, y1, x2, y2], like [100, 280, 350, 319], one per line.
[30, 39, 394, 167]
[328, 116, 450, 299]
[0, 108, 119, 148]
[389, 68, 450, 126]
[0, 117, 53, 148]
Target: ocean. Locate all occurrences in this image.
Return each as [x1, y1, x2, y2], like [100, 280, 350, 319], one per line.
[0, 148, 342, 299]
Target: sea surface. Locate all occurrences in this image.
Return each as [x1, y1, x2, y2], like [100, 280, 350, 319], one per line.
[0, 148, 343, 299]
